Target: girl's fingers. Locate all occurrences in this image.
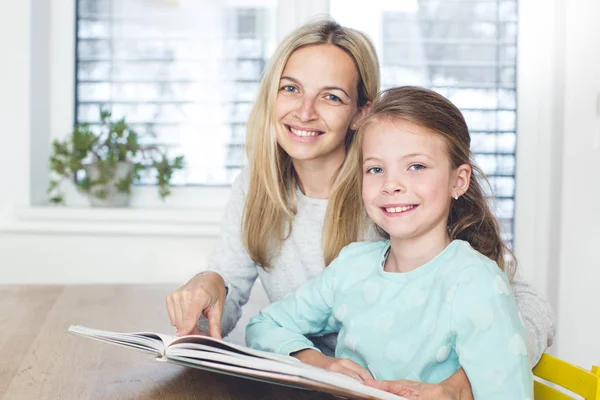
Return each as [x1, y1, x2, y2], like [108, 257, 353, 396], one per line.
[337, 367, 364, 382]
[363, 379, 420, 397]
[339, 359, 373, 382]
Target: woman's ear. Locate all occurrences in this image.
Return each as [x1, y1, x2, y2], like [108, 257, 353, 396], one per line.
[350, 101, 372, 130]
[453, 164, 472, 198]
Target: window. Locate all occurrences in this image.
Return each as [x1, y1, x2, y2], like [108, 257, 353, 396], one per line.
[75, 0, 277, 185]
[75, 0, 517, 242]
[331, 0, 518, 244]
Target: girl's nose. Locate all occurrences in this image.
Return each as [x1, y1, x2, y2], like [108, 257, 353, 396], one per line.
[382, 177, 405, 195]
[296, 96, 318, 122]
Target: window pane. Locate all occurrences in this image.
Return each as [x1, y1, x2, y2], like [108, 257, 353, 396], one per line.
[76, 0, 277, 185]
[331, 0, 518, 243]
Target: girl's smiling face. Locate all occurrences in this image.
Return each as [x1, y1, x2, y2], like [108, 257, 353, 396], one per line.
[274, 44, 365, 164]
[361, 118, 468, 242]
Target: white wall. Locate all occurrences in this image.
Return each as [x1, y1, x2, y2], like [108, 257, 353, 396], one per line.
[514, 0, 600, 369]
[553, 0, 600, 370]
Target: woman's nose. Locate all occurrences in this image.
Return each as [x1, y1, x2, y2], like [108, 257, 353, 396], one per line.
[296, 96, 318, 122]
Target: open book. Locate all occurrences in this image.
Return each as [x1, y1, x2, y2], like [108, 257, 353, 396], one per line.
[68, 325, 405, 400]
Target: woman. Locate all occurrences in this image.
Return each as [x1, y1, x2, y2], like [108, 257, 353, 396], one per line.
[166, 19, 554, 399]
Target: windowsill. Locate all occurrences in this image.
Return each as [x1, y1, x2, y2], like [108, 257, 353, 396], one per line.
[0, 205, 224, 237]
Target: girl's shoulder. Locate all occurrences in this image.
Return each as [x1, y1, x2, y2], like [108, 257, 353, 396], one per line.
[447, 240, 510, 286]
[336, 240, 389, 262]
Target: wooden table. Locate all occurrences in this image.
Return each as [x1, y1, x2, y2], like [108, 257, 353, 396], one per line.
[0, 285, 333, 400]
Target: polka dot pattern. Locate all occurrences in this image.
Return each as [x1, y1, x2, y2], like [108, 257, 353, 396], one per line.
[362, 281, 381, 304]
[468, 306, 495, 331]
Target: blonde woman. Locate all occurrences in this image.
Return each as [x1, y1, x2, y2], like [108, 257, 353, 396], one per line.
[166, 19, 554, 399]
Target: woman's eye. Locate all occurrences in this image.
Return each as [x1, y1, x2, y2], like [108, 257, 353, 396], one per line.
[366, 167, 383, 175]
[281, 85, 298, 93]
[325, 94, 341, 102]
[408, 164, 426, 171]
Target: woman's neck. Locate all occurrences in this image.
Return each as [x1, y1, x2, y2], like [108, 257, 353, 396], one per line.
[292, 153, 345, 199]
[385, 227, 451, 273]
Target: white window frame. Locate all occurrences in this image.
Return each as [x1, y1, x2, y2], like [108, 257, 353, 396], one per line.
[0, 0, 561, 290]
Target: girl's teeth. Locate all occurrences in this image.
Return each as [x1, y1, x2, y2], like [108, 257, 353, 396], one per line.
[290, 127, 320, 137]
[385, 205, 415, 213]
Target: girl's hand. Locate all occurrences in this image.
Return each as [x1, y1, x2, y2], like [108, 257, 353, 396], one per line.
[364, 379, 457, 399]
[364, 367, 473, 400]
[166, 271, 227, 338]
[292, 349, 373, 383]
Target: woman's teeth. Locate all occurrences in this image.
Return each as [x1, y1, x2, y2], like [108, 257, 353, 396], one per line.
[385, 205, 416, 213]
[290, 127, 321, 137]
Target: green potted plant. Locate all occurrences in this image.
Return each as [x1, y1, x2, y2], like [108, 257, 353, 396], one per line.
[48, 108, 185, 207]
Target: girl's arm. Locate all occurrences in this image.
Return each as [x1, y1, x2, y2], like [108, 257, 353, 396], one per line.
[510, 279, 556, 365]
[452, 266, 534, 399]
[245, 260, 339, 356]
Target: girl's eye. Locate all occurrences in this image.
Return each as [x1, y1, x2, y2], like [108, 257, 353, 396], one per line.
[409, 164, 426, 171]
[325, 94, 342, 102]
[281, 85, 298, 93]
[366, 167, 383, 175]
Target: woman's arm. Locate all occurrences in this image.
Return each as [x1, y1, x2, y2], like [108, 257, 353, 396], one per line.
[510, 278, 556, 365]
[168, 169, 259, 337]
[199, 169, 260, 337]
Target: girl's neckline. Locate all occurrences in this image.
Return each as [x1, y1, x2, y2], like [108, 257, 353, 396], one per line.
[377, 239, 464, 282]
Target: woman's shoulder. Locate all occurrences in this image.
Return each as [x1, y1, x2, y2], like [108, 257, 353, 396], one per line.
[232, 167, 250, 192]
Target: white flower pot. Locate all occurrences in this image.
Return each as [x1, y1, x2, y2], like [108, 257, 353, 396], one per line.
[83, 161, 135, 207]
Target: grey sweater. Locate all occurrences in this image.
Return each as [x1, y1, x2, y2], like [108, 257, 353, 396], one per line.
[203, 169, 555, 366]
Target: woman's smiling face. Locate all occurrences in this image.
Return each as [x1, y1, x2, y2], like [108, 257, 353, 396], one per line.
[274, 44, 363, 163]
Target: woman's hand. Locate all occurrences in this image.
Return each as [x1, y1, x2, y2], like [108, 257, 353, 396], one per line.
[292, 349, 373, 383]
[364, 368, 474, 400]
[166, 271, 227, 338]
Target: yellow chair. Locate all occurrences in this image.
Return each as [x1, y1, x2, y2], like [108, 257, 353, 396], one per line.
[533, 353, 600, 399]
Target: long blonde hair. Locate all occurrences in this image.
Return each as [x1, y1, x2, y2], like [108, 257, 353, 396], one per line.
[243, 19, 380, 268]
[326, 86, 516, 278]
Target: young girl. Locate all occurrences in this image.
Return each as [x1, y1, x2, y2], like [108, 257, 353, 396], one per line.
[245, 86, 534, 398]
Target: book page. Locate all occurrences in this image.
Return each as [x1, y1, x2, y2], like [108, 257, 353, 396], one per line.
[68, 325, 166, 355]
[167, 356, 400, 400]
[165, 348, 404, 400]
[169, 335, 302, 365]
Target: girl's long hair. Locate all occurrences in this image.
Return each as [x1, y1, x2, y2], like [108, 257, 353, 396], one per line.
[326, 86, 516, 278]
[243, 19, 380, 268]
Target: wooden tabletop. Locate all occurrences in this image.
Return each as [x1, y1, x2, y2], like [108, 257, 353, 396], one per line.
[0, 285, 333, 400]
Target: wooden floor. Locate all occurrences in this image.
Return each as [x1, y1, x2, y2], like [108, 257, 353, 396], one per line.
[0, 284, 333, 400]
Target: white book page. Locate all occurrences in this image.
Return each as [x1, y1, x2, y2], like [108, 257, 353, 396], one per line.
[168, 335, 302, 365]
[167, 356, 403, 400]
[68, 325, 166, 355]
[165, 349, 404, 400]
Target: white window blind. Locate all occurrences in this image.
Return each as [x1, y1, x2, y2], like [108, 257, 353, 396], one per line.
[76, 0, 277, 185]
[331, 0, 518, 244]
